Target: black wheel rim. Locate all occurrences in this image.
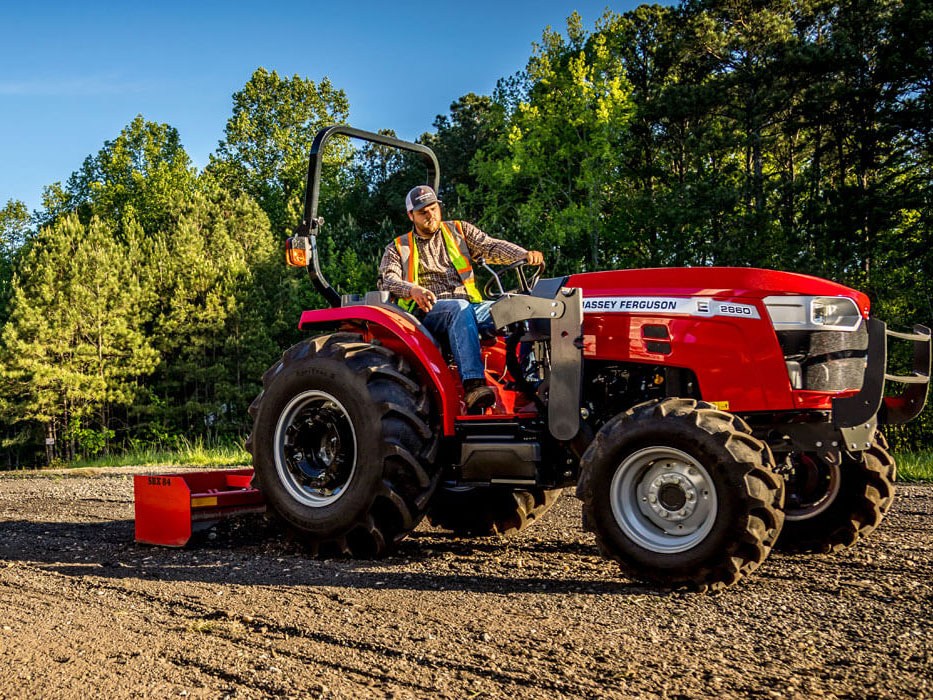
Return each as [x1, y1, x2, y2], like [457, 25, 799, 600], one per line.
[273, 390, 357, 507]
[784, 452, 841, 521]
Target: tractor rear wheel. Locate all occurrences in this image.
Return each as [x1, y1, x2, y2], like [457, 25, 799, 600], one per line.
[578, 399, 784, 592]
[246, 333, 438, 556]
[427, 486, 562, 536]
[776, 432, 896, 553]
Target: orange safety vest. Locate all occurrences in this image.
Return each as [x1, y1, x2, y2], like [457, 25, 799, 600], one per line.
[393, 221, 483, 312]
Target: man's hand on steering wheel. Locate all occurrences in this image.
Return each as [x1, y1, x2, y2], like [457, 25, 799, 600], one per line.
[526, 250, 545, 267]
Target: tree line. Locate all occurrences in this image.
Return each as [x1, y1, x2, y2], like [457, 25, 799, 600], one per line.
[1, 0, 930, 466]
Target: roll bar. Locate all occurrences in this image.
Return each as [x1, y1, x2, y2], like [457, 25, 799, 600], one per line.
[294, 125, 441, 307]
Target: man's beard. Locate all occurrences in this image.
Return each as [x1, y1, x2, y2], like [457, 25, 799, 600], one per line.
[415, 219, 440, 237]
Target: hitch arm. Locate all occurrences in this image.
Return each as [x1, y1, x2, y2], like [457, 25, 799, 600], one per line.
[491, 288, 584, 441]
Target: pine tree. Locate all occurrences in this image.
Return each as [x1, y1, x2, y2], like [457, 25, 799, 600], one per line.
[0, 214, 158, 460]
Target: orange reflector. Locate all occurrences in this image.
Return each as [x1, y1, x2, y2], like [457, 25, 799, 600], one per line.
[285, 237, 310, 267]
[191, 496, 219, 508]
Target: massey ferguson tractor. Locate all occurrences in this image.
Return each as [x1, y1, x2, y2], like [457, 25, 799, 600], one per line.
[245, 125, 931, 592]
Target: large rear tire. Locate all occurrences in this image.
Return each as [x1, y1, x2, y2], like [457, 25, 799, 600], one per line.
[246, 333, 438, 556]
[776, 432, 896, 553]
[577, 399, 785, 592]
[427, 486, 562, 536]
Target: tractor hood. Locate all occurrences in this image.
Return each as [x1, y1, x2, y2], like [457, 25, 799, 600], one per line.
[565, 267, 871, 317]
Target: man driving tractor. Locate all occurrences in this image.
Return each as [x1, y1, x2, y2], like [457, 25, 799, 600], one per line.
[378, 185, 545, 413]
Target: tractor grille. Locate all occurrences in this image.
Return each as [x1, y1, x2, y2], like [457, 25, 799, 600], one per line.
[776, 326, 869, 392]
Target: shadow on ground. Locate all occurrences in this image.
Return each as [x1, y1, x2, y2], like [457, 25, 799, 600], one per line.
[0, 516, 667, 596]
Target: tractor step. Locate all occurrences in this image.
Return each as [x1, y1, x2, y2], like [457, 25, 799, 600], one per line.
[133, 468, 265, 547]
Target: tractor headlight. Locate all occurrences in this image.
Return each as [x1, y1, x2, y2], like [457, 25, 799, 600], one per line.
[810, 297, 862, 330]
[764, 295, 863, 332]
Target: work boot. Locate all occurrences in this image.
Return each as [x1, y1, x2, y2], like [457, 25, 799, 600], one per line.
[463, 378, 495, 414]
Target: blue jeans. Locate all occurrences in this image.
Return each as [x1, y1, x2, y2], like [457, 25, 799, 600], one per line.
[422, 299, 495, 383]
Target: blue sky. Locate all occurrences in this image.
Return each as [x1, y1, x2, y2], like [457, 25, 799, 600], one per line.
[0, 1, 646, 213]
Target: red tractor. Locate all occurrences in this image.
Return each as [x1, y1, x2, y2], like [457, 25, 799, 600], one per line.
[246, 126, 931, 592]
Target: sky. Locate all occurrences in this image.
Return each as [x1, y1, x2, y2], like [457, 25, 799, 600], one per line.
[0, 1, 647, 214]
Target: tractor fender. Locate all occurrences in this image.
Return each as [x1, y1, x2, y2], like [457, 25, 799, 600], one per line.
[297, 304, 460, 435]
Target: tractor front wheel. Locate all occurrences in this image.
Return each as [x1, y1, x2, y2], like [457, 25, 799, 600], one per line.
[578, 399, 785, 592]
[247, 333, 438, 556]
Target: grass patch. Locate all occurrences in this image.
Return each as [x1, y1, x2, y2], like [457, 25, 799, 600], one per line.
[188, 620, 218, 634]
[18, 438, 933, 484]
[67, 437, 250, 470]
[894, 450, 933, 483]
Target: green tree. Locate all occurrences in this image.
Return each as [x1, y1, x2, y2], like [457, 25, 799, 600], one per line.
[474, 12, 636, 273]
[0, 199, 31, 323]
[208, 67, 351, 236]
[687, 1, 801, 263]
[0, 214, 158, 460]
[423, 93, 507, 219]
[138, 183, 280, 438]
[337, 128, 420, 246]
[599, 4, 710, 267]
[56, 115, 197, 234]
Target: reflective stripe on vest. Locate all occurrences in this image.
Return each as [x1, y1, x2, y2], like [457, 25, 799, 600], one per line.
[393, 232, 419, 312]
[394, 221, 483, 309]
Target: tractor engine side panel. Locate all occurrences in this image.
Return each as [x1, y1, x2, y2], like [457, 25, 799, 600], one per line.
[581, 311, 794, 412]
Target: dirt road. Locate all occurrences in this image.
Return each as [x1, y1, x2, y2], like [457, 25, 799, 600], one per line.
[0, 469, 930, 699]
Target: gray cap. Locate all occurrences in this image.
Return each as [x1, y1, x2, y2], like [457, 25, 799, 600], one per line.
[405, 185, 440, 212]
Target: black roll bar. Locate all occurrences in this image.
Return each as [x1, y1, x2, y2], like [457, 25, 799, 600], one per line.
[296, 125, 441, 307]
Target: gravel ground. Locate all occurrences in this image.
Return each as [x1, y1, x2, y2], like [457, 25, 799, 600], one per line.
[0, 468, 930, 699]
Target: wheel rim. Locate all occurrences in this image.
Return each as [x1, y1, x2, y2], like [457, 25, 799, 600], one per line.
[610, 446, 718, 554]
[784, 453, 841, 521]
[273, 390, 357, 507]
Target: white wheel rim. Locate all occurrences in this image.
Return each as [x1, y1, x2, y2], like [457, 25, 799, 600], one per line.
[610, 446, 718, 554]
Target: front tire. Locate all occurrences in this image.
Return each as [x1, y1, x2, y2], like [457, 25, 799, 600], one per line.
[577, 399, 785, 592]
[776, 432, 896, 553]
[247, 333, 438, 556]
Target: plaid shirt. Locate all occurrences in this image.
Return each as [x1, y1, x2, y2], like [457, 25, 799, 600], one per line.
[378, 221, 528, 301]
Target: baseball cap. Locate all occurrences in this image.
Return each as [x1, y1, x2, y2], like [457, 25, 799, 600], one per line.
[405, 185, 441, 212]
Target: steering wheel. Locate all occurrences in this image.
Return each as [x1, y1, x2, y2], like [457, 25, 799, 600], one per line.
[482, 260, 545, 298]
